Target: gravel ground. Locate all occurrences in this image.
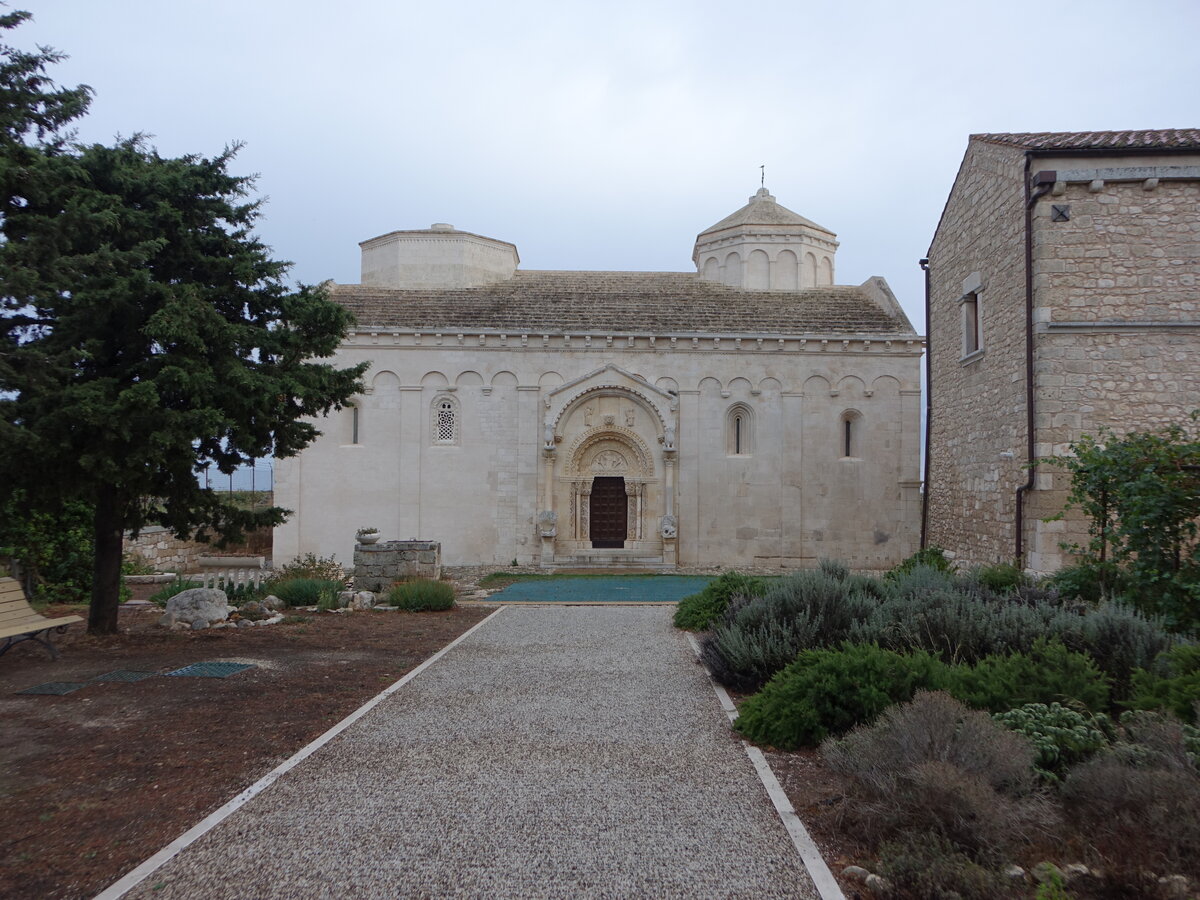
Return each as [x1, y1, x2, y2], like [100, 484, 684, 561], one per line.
[116, 606, 819, 899]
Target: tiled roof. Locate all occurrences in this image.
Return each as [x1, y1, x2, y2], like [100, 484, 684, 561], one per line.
[972, 129, 1200, 151]
[331, 271, 914, 336]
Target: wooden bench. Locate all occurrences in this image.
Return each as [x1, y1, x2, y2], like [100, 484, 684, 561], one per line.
[0, 577, 84, 660]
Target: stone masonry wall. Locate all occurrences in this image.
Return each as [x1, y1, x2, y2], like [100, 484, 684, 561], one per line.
[926, 139, 1029, 566]
[1027, 177, 1200, 571]
[353, 540, 442, 591]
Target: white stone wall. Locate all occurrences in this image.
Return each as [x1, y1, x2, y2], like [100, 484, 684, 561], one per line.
[275, 337, 922, 570]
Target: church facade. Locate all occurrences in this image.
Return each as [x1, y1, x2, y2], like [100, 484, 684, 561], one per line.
[274, 189, 923, 570]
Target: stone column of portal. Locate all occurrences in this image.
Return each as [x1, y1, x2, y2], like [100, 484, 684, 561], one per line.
[539, 446, 556, 567]
[625, 481, 638, 541]
[579, 483, 591, 540]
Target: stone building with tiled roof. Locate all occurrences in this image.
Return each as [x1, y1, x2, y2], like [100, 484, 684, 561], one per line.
[274, 190, 923, 569]
[924, 129, 1200, 572]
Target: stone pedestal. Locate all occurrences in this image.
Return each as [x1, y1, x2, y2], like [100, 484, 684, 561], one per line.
[353, 540, 441, 591]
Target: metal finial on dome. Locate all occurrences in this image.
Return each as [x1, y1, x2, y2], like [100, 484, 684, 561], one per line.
[760, 164, 765, 188]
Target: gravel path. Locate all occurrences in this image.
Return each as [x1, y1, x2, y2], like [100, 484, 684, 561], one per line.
[118, 606, 819, 899]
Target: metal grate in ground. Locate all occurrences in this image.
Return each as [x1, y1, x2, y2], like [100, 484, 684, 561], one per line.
[164, 662, 255, 678]
[90, 670, 158, 683]
[16, 681, 87, 695]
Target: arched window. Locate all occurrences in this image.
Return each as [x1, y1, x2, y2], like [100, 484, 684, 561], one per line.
[841, 410, 862, 459]
[726, 404, 753, 456]
[432, 394, 459, 445]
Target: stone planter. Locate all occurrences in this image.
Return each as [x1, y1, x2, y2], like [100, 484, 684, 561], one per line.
[356, 532, 381, 545]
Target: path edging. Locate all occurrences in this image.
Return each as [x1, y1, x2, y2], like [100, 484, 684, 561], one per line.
[685, 633, 846, 900]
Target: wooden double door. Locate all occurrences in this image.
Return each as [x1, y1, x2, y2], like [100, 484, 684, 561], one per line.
[590, 476, 627, 548]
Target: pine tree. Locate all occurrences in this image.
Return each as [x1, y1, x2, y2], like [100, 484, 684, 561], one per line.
[0, 16, 366, 633]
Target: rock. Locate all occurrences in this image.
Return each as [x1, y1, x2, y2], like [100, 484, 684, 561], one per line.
[158, 612, 177, 628]
[164, 588, 232, 627]
[864, 873, 892, 895]
[190, 619, 209, 631]
[261, 595, 285, 612]
[239, 600, 266, 618]
[236, 618, 254, 628]
[1159, 875, 1191, 899]
[841, 865, 871, 883]
[1003, 864, 1027, 882]
[337, 591, 355, 609]
[1064, 863, 1091, 881]
[350, 591, 375, 611]
[257, 614, 284, 626]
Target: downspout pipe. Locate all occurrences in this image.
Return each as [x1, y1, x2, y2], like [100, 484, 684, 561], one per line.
[1014, 157, 1055, 566]
[918, 257, 931, 549]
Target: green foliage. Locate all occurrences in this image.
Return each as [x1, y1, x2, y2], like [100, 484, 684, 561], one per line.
[388, 579, 455, 611]
[0, 16, 368, 634]
[736, 640, 1116, 750]
[701, 569, 876, 690]
[1048, 558, 1128, 605]
[1034, 869, 1071, 900]
[121, 551, 155, 576]
[699, 560, 1176, 697]
[875, 833, 1005, 899]
[885, 545, 953, 581]
[269, 578, 346, 608]
[817, 557, 849, 580]
[315, 587, 341, 611]
[0, 492, 94, 604]
[1128, 643, 1200, 724]
[673, 571, 767, 631]
[1053, 419, 1200, 631]
[971, 562, 1026, 594]
[147, 576, 203, 607]
[272, 553, 344, 583]
[735, 643, 950, 748]
[993, 702, 1112, 781]
[948, 640, 1110, 714]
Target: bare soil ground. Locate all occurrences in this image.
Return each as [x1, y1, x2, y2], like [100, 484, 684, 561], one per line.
[0, 593, 491, 900]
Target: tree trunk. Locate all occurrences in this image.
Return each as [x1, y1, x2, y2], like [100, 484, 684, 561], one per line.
[88, 486, 125, 635]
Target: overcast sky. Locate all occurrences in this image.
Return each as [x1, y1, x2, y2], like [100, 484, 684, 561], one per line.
[15, 0, 1200, 330]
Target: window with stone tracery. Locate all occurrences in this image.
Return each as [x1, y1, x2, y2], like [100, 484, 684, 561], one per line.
[432, 395, 459, 445]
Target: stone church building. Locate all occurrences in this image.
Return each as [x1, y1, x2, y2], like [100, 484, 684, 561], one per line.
[925, 129, 1200, 572]
[274, 189, 923, 569]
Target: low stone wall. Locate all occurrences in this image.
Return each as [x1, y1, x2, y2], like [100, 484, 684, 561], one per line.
[123, 526, 208, 574]
[353, 540, 442, 591]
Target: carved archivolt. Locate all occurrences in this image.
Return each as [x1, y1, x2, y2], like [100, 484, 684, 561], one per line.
[549, 384, 674, 436]
[564, 427, 654, 478]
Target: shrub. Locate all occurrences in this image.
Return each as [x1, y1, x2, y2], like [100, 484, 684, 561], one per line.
[971, 562, 1026, 595]
[272, 552, 345, 582]
[389, 579, 455, 611]
[673, 571, 766, 631]
[817, 557, 849, 580]
[1063, 717, 1200, 878]
[874, 833, 1005, 900]
[822, 692, 1051, 857]
[993, 703, 1112, 782]
[147, 576, 203, 606]
[947, 639, 1110, 714]
[701, 570, 875, 690]
[1048, 559, 1128, 605]
[1128, 643, 1200, 724]
[1056, 601, 1177, 702]
[270, 577, 347, 608]
[885, 546, 953, 581]
[734, 644, 950, 748]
